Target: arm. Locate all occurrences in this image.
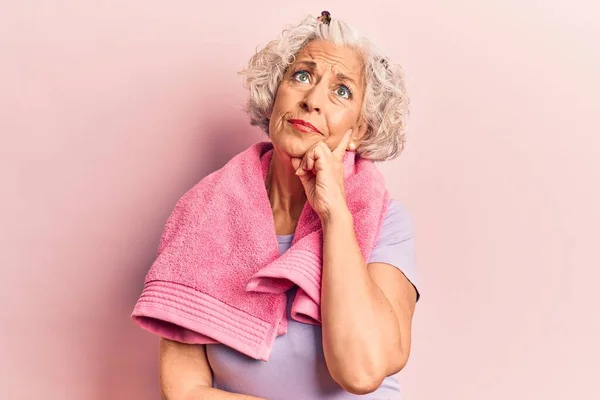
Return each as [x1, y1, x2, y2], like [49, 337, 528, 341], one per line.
[159, 338, 267, 400]
[320, 207, 417, 395]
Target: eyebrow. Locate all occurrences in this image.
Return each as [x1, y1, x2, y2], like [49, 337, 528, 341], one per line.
[293, 60, 359, 88]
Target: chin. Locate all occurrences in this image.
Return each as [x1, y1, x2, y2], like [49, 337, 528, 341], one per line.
[272, 132, 320, 157]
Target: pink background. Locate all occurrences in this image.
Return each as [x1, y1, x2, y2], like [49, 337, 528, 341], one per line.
[2, 1, 598, 399]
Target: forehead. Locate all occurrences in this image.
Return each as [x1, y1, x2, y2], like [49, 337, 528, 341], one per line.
[294, 40, 364, 81]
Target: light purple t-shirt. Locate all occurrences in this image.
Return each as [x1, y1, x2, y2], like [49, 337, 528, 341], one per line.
[206, 199, 419, 399]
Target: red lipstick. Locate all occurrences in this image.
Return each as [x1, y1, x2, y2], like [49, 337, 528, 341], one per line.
[288, 119, 320, 134]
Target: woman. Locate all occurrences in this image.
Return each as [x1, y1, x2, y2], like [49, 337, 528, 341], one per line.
[133, 11, 420, 400]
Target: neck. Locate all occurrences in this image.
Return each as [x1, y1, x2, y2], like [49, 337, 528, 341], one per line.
[265, 147, 306, 233]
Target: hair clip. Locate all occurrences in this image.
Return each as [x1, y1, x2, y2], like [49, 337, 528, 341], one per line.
[317, 10, 331, 25]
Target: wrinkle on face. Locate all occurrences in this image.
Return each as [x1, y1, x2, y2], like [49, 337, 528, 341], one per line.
[268, 39, 367, 158]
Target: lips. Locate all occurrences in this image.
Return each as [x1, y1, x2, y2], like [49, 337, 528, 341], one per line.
[288, 119, 320, 134]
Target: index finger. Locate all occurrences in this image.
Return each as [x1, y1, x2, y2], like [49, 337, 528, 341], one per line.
[332, 128, 353, 161]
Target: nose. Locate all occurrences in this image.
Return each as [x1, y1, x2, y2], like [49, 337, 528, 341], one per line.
[300, 84, 326, 114]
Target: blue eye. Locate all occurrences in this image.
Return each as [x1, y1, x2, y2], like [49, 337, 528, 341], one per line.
[293, 70, 310, 83]
[336, 85, 352, 99]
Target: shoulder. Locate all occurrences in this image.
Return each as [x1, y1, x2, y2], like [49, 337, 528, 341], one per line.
[379, 198, 414, 245]
[369, 198, 420, 299]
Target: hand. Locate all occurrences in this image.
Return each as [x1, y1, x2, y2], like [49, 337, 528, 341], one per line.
[290, 129, 353, 221]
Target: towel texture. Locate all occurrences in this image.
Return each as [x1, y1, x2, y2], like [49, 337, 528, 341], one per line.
[131, 141, 389, 360]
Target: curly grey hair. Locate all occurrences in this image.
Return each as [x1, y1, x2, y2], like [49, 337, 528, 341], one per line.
[239, 14, 410, 161]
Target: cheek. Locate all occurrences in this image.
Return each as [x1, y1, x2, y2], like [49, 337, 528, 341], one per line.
[269, 87, 293, 134]
[328, 107, 357, 131]
[270, 94, 282, 116]
[272, 84, 293, 111]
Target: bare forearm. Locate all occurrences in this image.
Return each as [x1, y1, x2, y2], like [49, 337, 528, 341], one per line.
[166, 386, 266, 400]
[199, 389, 265, 400]
[159, 339, 266, 400]
[320, 206, 402, 392]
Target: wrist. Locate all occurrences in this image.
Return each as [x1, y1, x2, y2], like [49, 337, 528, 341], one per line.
[320, 202, 353, 227]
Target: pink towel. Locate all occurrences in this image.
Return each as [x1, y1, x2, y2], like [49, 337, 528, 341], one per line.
[131, 141, 389, 361]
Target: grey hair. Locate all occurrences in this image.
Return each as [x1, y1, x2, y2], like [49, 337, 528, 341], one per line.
[239, 14, 410, 161]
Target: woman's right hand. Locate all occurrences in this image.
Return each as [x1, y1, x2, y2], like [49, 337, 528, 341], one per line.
[159, 338, 267, 400]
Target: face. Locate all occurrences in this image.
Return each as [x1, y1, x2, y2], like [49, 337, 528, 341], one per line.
[268, 40, 367, 158]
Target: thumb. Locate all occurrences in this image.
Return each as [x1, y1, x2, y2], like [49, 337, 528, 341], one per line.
[291, 157, 302, 171]
[296, 169, 312, 190]
[291, 157, 311, 188]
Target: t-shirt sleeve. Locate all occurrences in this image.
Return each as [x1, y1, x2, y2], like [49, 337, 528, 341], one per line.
[368, 198, 420, 301]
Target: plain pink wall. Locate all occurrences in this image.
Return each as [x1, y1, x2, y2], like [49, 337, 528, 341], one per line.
[1, 1, 598, 399]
